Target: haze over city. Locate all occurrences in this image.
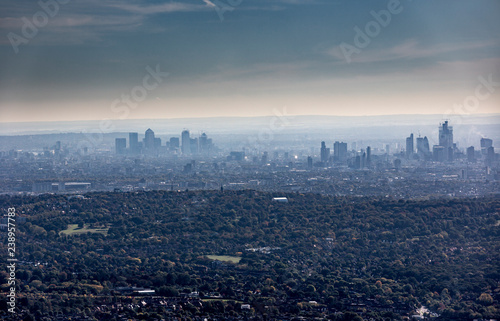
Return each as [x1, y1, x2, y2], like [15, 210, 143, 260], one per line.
[1, 0, 499, 122]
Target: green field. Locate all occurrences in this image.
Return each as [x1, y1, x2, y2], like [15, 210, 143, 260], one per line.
[206, 255, 241, 263]
[60, 224, 109, 236]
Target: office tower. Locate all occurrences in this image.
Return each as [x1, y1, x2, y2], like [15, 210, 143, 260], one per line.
[144, 128, 155, 150]
[416, 136, 430, 158]
[169, 137, 180, 150]
[406, 133, 414, 158]
[129, 132, 139, 154]
[439, 121, 453, 149]
[438, 121, 454, 161]
[385, 144, 390, 155]
[366, 146, 371, 167]
[481, 138, 493, 155]
[433, 145, 446, 162]
[307, 156, 313, 169]
[181, 130, 190, 155]
[262, 151, 268, 164]
[190, 138, 199, 154]
[467, 146, 475, 163]
[361, 151, 366, 168]
[334, 141, 347, 161]
[154, 137, 161, 149]
[486, 146, 495, 165]
[334, 141, 340, 160]
[354, 155, 361, 169]
[333, 141, 348, 162]
[115, 138, 126, 155]
[199, 133, 208, 153]
[320, 141, 330, 163]
[423, 136, 430, 153]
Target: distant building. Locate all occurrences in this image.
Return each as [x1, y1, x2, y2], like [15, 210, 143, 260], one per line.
[366, 146, 371, 167]
[129, 132, 140, 154]
[115, 138, 126, 155]
[169, 137, 180, 151]
[467, 146, 475, 163]
[416, 136, 430, 158]
[433, 145, 446, 162]
[307, 156, 313, 169]
[320, 141, 330, 163]
[272, 197, 288, 203]
[228, 151, 245, 161]
[334, 141, 348, 162]
[439, 121, 453, 149]
[406, 133, 414, 158]
[481, 138, 493, 155]
[438, 121, 454, 161]
[181, 130, 190, 155]
[144, 128, 155, 151]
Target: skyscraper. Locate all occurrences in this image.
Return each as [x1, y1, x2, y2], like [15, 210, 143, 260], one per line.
[366, 146, 371, 167]
[481, 138, 493, 155]
[439, 121, 453, 150]
[406, 133, 414, 158]
[467, 146, 475, 163]
[416, 136, 430, 158]
[181, 130, 190, 155]
[320, 141, 330, 163]
[438, 121, 454, 161]
[115, 138, 126, 155]
[129, 132, 139, 154]
[334, 141, 348, 162]
[144, 128, 155, 150]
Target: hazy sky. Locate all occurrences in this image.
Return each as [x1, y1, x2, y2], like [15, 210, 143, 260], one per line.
[0, 0, 499, 122]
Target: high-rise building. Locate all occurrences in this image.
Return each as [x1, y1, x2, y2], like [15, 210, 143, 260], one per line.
[129, 132, 139, 154]
[467, 146, 475, 163]
[334, 141, 348, 162]
[439, 121, 453, 149]
[406, 133, 414, 158]
[115, 138, 126, 155]
[307, 156, 313, 169]
[181, 130, 190, 155]
[144, 128, 155, 150]
[199, 133, 208, 153]
[481, 138, 493, 155]
[169, 137, 180, 151]
[366, 146, 371, 167]
[190, 138, 199, 154]
[438, 121, 454, 161]
[416, 136, 430, 158]
[320, 141, 330, 163]
[433, 145, 446, 162]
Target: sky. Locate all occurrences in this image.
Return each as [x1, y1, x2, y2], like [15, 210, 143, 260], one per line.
[0, 0, 499, 123]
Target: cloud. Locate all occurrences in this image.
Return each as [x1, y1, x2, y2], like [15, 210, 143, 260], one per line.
[105, 1, 210, 15]
[327, 39, 500, 64]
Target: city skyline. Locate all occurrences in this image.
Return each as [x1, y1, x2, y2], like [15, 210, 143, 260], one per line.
[1, 0, 500, 122]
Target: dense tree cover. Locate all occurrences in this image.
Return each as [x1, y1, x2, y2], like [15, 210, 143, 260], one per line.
[0, 191, 499, 320]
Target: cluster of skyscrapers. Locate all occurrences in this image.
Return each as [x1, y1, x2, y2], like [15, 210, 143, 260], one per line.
[116, 129, 213, 156]
[404, 120, 495, 164]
